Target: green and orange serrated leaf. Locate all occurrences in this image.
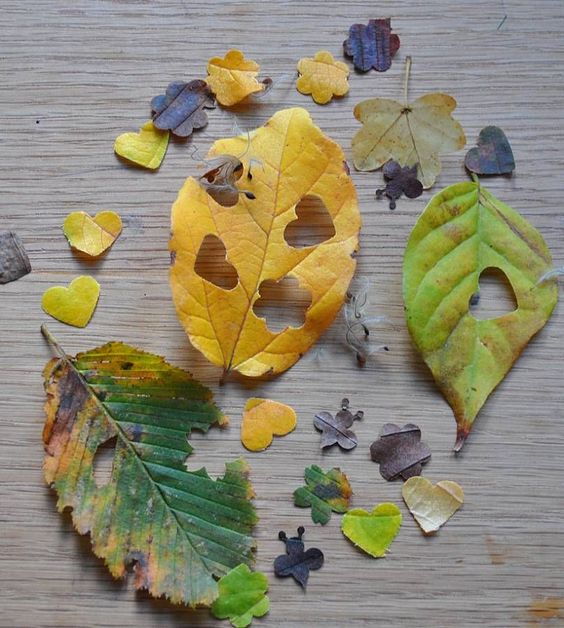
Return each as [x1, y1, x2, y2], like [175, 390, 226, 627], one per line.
[41, 326, 257, 607]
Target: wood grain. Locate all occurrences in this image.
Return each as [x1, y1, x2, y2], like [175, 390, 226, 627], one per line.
[1, 1, 564, 626]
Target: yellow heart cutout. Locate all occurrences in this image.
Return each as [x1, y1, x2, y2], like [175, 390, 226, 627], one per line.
[241, 398, 297, 451]
[42, 276, 100, 328]
[63, 211, 122, 257]
[402, 477, 464, 535]
[114, 120, 169, 170]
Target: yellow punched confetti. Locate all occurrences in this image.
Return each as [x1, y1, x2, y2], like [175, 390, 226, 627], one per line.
[114, 120, 169, 170]
[63, 211, 122, 258]
[296, 51, 350, 105]
[206, 49, 268, 106]
[42, 276, 100, 328]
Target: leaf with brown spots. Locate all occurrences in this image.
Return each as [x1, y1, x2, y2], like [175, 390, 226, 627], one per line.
[40, 325, 257, 607]
[403, 179, 557, 451]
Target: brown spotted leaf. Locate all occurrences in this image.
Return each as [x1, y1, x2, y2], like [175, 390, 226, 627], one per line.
[151, 80, 215, 138]
[41, 326, 257, 607]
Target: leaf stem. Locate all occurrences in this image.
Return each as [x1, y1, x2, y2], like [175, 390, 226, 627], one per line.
[41, 324, 67, 359]
[470, 172, 480, 185]
[403, 56, 412, 106]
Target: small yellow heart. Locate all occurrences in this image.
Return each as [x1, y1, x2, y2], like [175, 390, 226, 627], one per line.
[402, 477, 464, 535]
[114, 120, 169, 170]
[241, 398, 297, 451]
[63, 211, 122, 257]
[42, 276, 100, 328]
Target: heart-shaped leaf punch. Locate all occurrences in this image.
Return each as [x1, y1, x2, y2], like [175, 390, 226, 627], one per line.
[42, 276, 100, 328]
[114, 121, 169, 170]
[402, 477, 464, 535]
[240, 398, 296, 452]
[464, 126, 515, 176]
[63, 211, 122, 257]
[341, 503, 402, 558]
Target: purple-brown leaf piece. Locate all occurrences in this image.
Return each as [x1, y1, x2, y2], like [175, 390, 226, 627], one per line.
[151, 79, 215, 138]
[376, 160, 423, 210]
[0, 231, 31, 284]
[274, 526, 324, 588]
[313, 398, 363, 450]
[343, 18, 400, 73]
[464, 126, 515, 175]
[370, 423, 431, 481]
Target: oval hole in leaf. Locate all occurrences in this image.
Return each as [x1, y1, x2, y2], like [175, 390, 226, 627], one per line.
[194, 234, 238, 290]
[469, 267, 518, 320]
[284, 195, 336, 248]
[93, 436, 117, 488]
[253, 276, 312, 332]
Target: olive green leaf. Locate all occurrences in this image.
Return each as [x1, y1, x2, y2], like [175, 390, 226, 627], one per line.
[211, 564, 269, 627]
[293, 465, 352, 525]
[403, 180, 557, 451]
[41, 325, 257, 607]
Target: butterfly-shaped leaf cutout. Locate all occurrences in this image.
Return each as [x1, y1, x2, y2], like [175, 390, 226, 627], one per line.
[376, 160, 423, 209]
[313, 398, 363, 450]
[273, 527, 323, 588]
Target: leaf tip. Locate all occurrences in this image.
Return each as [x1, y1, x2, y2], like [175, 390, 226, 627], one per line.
[453, 428, 469, 453]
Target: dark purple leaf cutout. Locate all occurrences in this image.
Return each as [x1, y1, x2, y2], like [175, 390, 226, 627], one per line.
[151, 79, 215, 138]
[0, 231, 31, 284]
[274, 526, 324, 588]
[376, 160, 423, 210]
[344, 18, 400, 73]
[464, 126, 515, 175]
[314, 398, 363, 450]
[370, 423, 431, 481]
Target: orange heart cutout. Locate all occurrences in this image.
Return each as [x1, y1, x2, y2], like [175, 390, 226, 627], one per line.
[241, 398, 296, 451]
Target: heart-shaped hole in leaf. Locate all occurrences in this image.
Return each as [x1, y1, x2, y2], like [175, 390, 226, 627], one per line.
[253, 276, 312, 332]
[469, 267, 518, 320]
[284, 195, 336, 248]
[194, 234, 239, 289]
[92, 436, 117, 488]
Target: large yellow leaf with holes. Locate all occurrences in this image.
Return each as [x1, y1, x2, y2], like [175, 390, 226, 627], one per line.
[170, 107, 360, 377]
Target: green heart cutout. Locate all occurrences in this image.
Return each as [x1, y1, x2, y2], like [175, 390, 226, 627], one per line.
[341, 502, 402, 557]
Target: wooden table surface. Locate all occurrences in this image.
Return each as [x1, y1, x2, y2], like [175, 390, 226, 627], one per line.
[2, 1, 564, 626]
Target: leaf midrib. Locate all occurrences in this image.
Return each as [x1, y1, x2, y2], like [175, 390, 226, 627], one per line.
[62, 351, 220, 587]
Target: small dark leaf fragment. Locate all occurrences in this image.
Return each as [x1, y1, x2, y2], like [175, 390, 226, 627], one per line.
[343, 18, 400, 73]
[370, 423, 431, 481]
[464, 126, 515, 175]
[376, 160, 423, 210]
[151, 79, 215, 138]
[274, 526, 324, 588]
[313, 398, 363, 450]
[0, 231, 31, 284]
[199, 155, 255, 207]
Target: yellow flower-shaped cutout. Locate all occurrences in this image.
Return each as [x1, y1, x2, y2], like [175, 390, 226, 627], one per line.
[114, 121, 169, 170]
[42, 276, 100, 328]
[296, 51, 349, 105]
[206, 49, 267, 106]
[241, 398, 297, 451]
[63, 211, 122, 257]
